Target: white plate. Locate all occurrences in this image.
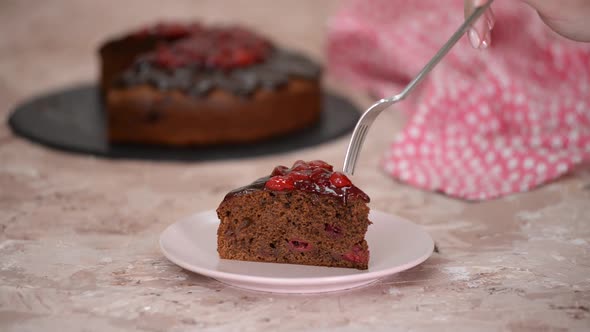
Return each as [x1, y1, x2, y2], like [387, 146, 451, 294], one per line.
[159, 210, 434, 294]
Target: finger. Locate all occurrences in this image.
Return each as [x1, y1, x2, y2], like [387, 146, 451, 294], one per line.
[469, 14, 489, 48]
[465, 0, 494, 49]
[486, 6, 495, 30]
[480, 8, 494, 48]
[480, 29, 491, 49]
[469, 28, 482, 48]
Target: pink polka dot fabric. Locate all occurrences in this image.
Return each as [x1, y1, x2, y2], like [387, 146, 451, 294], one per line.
[327, 0, 590, 200]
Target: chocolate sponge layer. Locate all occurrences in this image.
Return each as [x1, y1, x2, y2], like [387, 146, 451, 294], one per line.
[217, 189, 370, 270]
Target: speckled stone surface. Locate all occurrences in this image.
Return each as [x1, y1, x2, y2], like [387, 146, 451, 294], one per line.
[1, 1, 589, 331]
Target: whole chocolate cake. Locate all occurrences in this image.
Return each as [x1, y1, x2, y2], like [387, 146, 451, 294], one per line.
[99, 22, 322, 146]
[217, 160, 371, 270]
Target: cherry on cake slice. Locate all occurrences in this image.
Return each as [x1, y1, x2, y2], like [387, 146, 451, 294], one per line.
[216, 160, 371, 270]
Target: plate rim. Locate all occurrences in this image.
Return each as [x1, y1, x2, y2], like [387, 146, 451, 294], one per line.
[159, 209, 434, 286]
[7, 83, 361, 162]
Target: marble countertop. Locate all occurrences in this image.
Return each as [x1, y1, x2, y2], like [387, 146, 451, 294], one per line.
[1, 1, 589, 331]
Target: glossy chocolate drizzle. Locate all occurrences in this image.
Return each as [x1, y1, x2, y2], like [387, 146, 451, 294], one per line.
[117, 49, 321, 97]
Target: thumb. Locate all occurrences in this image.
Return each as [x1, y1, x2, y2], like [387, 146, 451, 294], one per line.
[521, 0, 590, 42]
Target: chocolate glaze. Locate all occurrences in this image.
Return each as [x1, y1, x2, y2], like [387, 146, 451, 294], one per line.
[118, 49, 321, 97]
[225, 176, 269, 198]
[224, 174, 370, 205]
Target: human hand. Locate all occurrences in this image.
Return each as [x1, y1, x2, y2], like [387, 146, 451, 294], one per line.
[464, 0, 495, 49]
[465, 0, 590, 49]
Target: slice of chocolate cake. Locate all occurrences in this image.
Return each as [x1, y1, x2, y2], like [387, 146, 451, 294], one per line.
[217, 160, 371, 270]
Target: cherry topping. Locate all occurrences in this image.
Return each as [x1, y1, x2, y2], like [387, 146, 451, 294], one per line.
[288, 239, 312, 252]
[271, 166, 289, 176]
[309, 167, 329, 182]
[291, 160, 309, 172]
[308, 160, 333, 171]
[265, 176, 295, 191]
[262, 160, 370, 203]
[154, 46, 186, 68]
[329, 172, 352, 188]
[232, 48, 258, 67]
[288, 171, 309, 182]
[140, 25, 272, 70]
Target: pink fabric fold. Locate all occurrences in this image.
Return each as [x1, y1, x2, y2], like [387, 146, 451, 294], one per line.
[327, 0, 590, 200]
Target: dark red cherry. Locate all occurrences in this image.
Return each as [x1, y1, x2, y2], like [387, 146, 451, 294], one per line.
[291, 160, 309, 171]
[309, 167, 329, 182]
[329, 172, 352, 188]
[288, 239, 312, 252]
[308, 160, 333, 171]
[265, 176, 295, 191]
[342, 244, 369, 264]
[287, 171, 309, 183]
[271, 165, 289, 176]
[145, 25, 271, 70]
[232, 48, 257, 67]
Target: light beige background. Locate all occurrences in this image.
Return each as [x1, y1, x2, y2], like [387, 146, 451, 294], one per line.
[1, 1, 589, 331]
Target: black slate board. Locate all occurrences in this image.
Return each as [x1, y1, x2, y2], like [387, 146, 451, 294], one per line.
[7, 84, 360, 161]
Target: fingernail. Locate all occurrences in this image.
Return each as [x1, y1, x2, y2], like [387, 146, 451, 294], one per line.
[480, 38, 489, 49]
[487, 7, 496, 29]
[469, 29, 481, 48]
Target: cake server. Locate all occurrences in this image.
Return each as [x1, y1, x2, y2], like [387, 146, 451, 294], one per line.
[342, 0, 493, 175]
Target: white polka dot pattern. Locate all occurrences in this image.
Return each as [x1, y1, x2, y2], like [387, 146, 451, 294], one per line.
[327, 0, 590, 200]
